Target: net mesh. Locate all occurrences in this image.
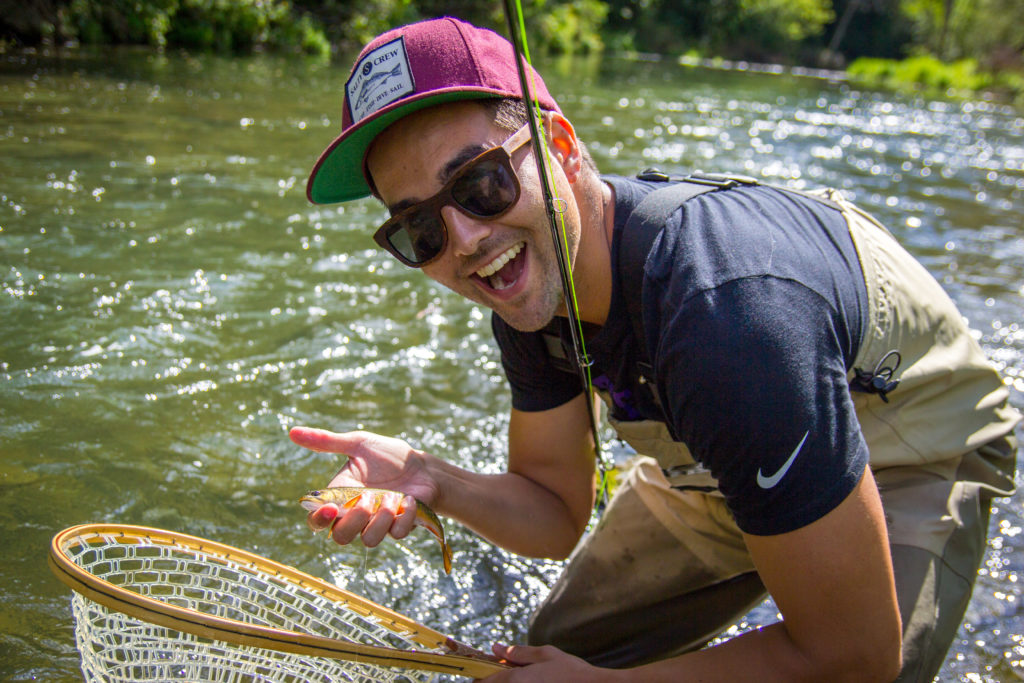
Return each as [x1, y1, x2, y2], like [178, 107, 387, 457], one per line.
[63, 530, 437, 682]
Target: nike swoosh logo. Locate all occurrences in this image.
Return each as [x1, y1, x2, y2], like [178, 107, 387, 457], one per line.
[756, 430, 810, 489]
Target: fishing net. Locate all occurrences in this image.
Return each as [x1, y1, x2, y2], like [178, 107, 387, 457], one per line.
[52, 525, 500, 682]
[71, 591, 413, 683]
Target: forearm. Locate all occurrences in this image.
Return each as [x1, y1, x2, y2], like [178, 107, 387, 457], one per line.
[426, 454, 587, 558]
[493, 621, 896, 683]
[619, 622, 894, 683]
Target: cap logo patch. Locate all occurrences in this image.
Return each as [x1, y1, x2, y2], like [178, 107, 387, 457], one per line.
[346, 37, 415, 124]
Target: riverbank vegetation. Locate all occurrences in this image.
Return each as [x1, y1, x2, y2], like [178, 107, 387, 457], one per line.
[3, 0, 332, 56]
[2, 0, 1021, 102]
[847, 55, 1024, 102]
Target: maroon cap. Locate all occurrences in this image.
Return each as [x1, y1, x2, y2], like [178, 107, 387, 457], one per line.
[306, 16, 561, 204]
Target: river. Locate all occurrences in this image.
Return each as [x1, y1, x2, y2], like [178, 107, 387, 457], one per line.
[1, 46, 1022, 681]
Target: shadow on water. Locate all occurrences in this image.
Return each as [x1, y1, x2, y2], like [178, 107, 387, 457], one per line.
[1, 46, 1022, 681]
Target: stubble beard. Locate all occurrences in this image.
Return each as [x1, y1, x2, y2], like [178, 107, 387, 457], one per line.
[500, 276, 565, 332]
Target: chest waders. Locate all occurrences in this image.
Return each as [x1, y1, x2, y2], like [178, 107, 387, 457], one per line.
[528, 172, 1019, 681]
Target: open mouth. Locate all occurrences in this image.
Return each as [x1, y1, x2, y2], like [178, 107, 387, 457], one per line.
[474, 242, 525, 291]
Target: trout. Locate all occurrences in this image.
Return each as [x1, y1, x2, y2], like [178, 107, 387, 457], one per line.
[300, 487, 452, 574]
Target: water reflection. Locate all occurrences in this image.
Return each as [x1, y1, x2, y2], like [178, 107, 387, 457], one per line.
[1, 48, 1021, 681]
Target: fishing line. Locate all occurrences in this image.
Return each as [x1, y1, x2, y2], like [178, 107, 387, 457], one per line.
[501, 0, 610, 510]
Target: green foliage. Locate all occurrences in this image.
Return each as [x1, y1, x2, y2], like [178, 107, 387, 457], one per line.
[340, 0, 418, 47]
[826, 0, 915, 60]
[275, 12, 330, 56]
[740, 0, 834, 43]
[400, 0, 605, 55]
[946, 0, 1024, 66]
[3, 0, 1019, 98]
[61, 0, 330, 56]
[167, 0, 278, 51]
[404, 0, 503, 33]
[899, 0, 947, 55]
[537, 0, 609, 54]
[602, 0, 832, 60]
[66, 0, 179, 47]
[898, 0, 1024, 63]
[846, 54, 1024, 102]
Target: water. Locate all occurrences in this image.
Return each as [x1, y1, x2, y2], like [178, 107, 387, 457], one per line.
[1, 47, 1022, 681]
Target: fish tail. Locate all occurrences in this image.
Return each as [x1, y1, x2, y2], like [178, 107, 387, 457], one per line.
[414, 505, 453, 575]
[441, 540, 452, 574]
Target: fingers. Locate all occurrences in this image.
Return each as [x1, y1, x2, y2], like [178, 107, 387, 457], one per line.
[359, 492, 406, 547]
[491, 643, 554, 666]
[306, 503, 339, 532]
[390, 495, 418, 539]
[306, 492, 411, 548]
[492, 643, 513, 663]
[485, 644, 588, 681]
[325, 492, 377, 546]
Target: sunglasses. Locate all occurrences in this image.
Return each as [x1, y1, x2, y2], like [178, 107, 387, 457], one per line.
[372, 123, 533, 267]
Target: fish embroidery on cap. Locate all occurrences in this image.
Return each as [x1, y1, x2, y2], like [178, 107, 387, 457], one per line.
[346, 37, 415, 123]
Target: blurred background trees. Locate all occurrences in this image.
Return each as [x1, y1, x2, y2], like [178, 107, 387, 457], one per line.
[1, 0, 1021, 98]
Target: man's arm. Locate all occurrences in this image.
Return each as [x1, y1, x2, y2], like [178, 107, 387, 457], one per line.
[417, 393, 597, 558]
[493, 465, 903, 682]
[294, 392, 597, 559]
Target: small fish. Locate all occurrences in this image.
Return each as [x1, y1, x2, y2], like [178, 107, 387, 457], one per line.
[300, 487, 453, 574]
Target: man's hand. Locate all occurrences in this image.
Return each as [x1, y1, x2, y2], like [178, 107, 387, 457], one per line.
[484, 644, 621, 682]
[293, 392, 599, 561]
[290, 427, 439, 549]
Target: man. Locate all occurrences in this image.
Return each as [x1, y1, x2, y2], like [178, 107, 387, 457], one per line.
[293, 16, 1020, 681]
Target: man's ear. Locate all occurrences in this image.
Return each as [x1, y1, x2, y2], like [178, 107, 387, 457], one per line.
[546, 112, 583, 182]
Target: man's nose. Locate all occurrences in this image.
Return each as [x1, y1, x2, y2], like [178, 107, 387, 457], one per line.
[441, 205, 492, 258]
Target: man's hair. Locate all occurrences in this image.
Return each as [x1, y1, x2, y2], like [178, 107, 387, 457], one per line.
[482, 98, 599, 174]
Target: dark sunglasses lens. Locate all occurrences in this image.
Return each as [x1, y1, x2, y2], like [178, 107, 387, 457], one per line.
[390, 211, 446, 265]
[451, 158, 517, 216]
[385, 153, 517, 266]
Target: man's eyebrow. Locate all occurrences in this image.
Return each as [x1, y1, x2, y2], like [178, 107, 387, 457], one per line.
[387, 197, 418, 214]
[385, 143, 490, 215]
[439, 144, 489, 183]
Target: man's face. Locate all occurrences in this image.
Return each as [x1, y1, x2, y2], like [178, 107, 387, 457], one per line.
[366, 101, 580, 332]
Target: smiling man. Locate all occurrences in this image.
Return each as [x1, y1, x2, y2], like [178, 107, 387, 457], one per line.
[295, 16, 1020, 682]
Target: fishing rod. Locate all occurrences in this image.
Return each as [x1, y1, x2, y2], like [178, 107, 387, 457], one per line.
[501, 0, 610, 510]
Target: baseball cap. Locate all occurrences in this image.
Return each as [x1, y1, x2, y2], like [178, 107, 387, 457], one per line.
[306, 16, 562, 205]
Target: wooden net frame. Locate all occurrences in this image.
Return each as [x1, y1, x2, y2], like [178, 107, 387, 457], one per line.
[49, 524, 507, 681]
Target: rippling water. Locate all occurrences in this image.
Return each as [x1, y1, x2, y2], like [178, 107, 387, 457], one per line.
[1, 48, 1022, 681]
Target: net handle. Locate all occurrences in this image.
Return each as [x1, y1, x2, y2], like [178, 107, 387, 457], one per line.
[49, 523, 508, 678]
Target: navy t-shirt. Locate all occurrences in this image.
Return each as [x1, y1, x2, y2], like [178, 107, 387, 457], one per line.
[492, 175, 872, 536]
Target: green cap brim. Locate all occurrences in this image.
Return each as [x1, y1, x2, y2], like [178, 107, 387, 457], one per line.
[307, 90, 501, 205]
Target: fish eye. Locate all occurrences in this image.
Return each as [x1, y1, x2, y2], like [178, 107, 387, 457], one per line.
[309, 490, 321, 496]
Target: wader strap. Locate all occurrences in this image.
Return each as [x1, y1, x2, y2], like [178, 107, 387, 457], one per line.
[621, 170, 842, 386]
[621, 172, 749, 385]
[537, 175, 735, 383]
